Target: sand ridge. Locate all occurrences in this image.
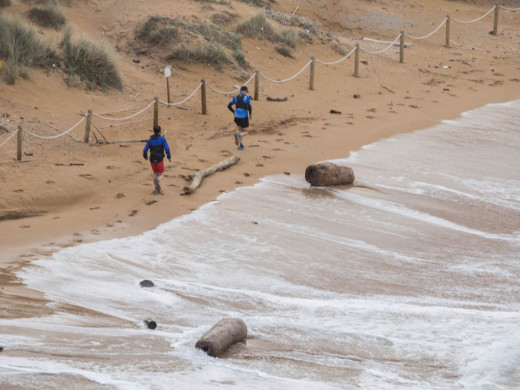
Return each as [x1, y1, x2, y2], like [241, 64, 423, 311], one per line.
[0, 0, 519, 318]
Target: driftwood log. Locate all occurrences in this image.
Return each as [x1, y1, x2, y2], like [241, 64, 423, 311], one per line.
[305, 162, 355, 187]
[182, 155, 240, 195]
[195, 318, 247, 357]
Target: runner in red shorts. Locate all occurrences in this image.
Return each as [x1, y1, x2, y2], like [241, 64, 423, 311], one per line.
[143, 125, 171, 195]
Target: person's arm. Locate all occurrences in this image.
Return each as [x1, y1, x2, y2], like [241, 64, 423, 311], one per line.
[143, 140, 150, 160]
[163, 138, 172, 161]
[247, 96, 252, 119]
[227, 97, 236, 113]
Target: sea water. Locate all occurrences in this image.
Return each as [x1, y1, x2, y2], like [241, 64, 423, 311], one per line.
[1, 100, 519, 389]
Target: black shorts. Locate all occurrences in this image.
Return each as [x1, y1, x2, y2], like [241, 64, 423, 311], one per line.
[234, 116, 249, 129]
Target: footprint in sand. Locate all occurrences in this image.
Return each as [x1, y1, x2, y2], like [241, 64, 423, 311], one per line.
[79, 174, 93, 180]
[366, 116, 375, 119]
[256, 164, 264, 167]
[89, 206, 100, 210]
[13, 189, 23, 192]
[19, 225, 31, 228]
[235, 181, 243, 184]
[129, 210, 138, 217]
[145, 200, 157, 206]
[408, 105, 421, 109]
[243, 173, 251, 177]
[115, 193, 125, 199]
[262, 156, 272, 159]
[45, 181, 55, 184]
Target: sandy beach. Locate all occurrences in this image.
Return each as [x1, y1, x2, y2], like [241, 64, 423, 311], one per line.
[1, 0, 519, 321]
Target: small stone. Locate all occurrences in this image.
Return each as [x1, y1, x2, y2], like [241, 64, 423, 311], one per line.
[139, 280, 154, 287]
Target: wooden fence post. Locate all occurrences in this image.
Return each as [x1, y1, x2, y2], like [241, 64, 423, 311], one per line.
[493, 5, 499, 36]
[201, 79, 207, 115]
[17, 124, 23, 161]
[254, 69, 260, 101]
[354, 44, 360, 78]
[445, 15, 451, 48]
[309, 57, 315, 90]
[399, 32, 405, 63]
[166, 77, 171, 104]
[84, 109, 92, 143]
[153, 96, 159, 127]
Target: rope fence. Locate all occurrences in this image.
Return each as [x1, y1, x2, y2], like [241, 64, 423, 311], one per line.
[1, 4, 517, 160]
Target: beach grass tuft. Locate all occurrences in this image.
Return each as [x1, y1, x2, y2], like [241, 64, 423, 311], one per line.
[59, 28, 122, 91]
[27, 3, 67, 30]
[0, 14, 57, 84]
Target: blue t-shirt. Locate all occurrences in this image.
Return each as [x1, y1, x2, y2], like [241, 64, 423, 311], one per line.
[228, 93, 251, 119]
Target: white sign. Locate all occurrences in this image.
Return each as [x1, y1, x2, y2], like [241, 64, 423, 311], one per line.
[164, 65, 172, 78]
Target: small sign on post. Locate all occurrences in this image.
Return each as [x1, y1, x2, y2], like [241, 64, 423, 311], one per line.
[164, 65, 172, 104]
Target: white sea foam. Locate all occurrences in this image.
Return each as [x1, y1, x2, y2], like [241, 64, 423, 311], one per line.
[1, 100, 520, 389]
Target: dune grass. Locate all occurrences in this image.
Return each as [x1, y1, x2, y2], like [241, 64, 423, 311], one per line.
[59, 29, 122, 91]
[166, 43, 229, 70]
[135, 16, 180, 46]
[237, 13, 296, 48]
[0, 14, 57, 84]
[27, 3, 67, 30]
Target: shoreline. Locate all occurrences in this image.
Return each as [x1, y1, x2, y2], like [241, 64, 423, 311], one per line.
[3, 90, 519, 320]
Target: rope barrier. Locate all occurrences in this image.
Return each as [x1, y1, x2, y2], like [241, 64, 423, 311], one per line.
[359, 33, 402, 54]
[0, 128, 19, 149]
[93, 101, 155, 121]
[159, 82, 202, 106]
[452, 6, 496, 24]
[260, 59, 313, 83]
[404, 18, 448, 40]
[315, 47, 357, 66]
[23, 117, 85, 139]
[206, 73, 256, 95]
[500, 5, 520, 11]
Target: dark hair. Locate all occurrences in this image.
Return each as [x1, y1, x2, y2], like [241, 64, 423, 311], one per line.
[153, 125, 161, 133]
[240, 86, 248, 92]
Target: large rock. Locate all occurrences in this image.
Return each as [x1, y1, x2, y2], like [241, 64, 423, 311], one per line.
[305, 162, 355, 187]
[195, 318, 247, 357]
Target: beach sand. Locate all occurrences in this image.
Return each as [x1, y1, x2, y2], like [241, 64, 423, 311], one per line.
[1, 0, 519, 320]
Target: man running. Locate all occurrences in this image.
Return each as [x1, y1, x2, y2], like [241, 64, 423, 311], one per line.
[143, 125, 171, 195]
[228, 86, 252, 150]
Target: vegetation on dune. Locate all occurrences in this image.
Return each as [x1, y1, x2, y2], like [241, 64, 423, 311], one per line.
[166, 43, 229, 70]
[27, 3, 67, 30]
[60, 28, 122, 91]
[236, 13, 297, 48]
[136, 15, 248, 70]
[135, 16, 180, 46]
[0, 14, 58, 84]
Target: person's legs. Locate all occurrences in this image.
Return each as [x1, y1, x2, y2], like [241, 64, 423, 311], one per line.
[150, 161, 165, 194]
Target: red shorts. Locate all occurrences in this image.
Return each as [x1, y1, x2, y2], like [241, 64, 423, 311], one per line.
[150, 160, 164, 174]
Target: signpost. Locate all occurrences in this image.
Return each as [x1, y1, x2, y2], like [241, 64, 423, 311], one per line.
[164, 65, 172, 104]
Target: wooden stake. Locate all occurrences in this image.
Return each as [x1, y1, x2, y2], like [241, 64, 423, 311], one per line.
[354, 44, 360, 78]
[399, 32, 405, 63]
[84, 109, 92, 143]
[254, 69, 259, 101]
[445, 15, 451, 48]
[201, 79, 207, 115]
[309, 57, 315, 91]
[16, 124, 23, 161]
[493, 5, 499, 36]
[153, 96, 159, 128]
[166, 77, 171, 104]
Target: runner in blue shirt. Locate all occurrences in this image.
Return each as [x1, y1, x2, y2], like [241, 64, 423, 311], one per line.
[227, 86, 252, 150]
[143, 125, 171, 195]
